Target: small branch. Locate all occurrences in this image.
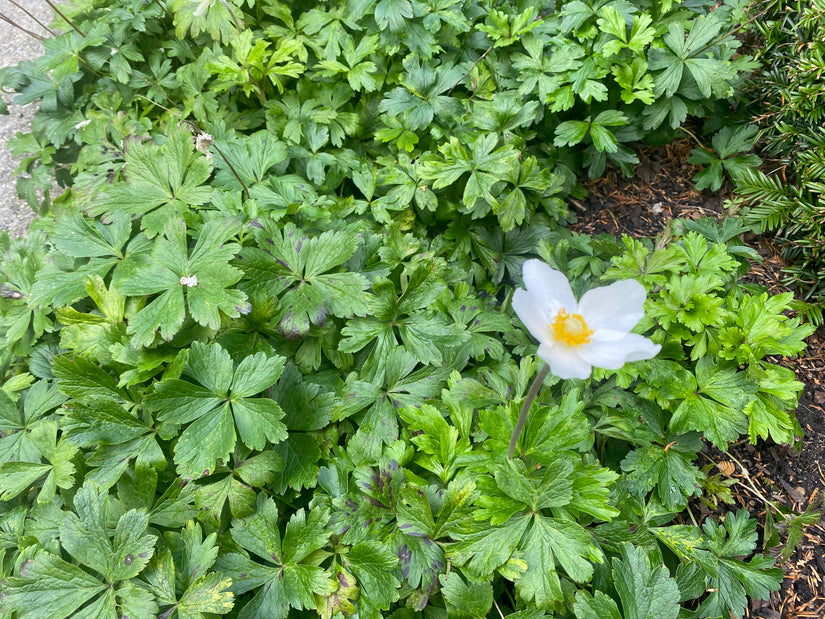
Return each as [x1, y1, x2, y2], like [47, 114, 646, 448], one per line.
[44, 0, 85, 37]
[129, 92, 251, 201]
[0, 13, 44, 41]
[448, 45, 493, 95]
[6, 0, 55, 36]
[152, 0, 173, 21]
[507, 363, 550, 459]
[726, 452, 785, 514]
[0, 13, 45, 41]
[212, 141, 251, 201]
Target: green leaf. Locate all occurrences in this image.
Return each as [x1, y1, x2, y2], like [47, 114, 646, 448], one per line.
[0, 461, 51, 501]
[52, 212, 131, 259]
[0, 380, 66, 465]
[621, 434, 704, 511]
[345, 540, 401, 612]
[696, 510, 783, 618]
[378, 57, 464, 130]
[375, 0, 414, 32]
[88, 127, 212, 237]
[0, 548, 108, 619]
[478, 7, 541, 47]
[218, 497, 332, 618]
[516, 514, 597, 608]
[440, 571, 493, 617]
[212, 130, 289, 187]
[418, 133, 520, 214]
[62, 398, 165, 489]
[554, 120, 590, 147]
[649, 16, 735, 99]
[449, 514, 530, 577]
[612, 544, 680, 619]
[273, 363, 334, 431]
[142, 522, 235, 618]
[173, 403, 237, 478]
[0, 420, 77, 502]
[148, 342, 286, 477]
[51, 354, 128, 403]
[669, 356, 758, 448]
[654, 510, 782, 618]
[340, 264, 468, 376]
[60, 482, 157, 582]
[241, 220, 368, 338]
[119, 219, 246, 346]
[272, 432, 321, 493]
[574, 590, 622, 619]
[612, 58, 655, 105]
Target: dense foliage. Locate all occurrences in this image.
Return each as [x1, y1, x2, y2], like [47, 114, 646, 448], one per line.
[738, 0, 825, 309]
[0, 0, 815, 617]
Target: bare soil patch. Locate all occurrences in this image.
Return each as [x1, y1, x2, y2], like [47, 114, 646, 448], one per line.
[572, 140, 825, 619]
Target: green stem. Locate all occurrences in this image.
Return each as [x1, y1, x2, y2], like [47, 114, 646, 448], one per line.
[507, 363, 550, 459]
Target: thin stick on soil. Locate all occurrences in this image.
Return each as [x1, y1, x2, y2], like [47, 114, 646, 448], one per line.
[0, 13, 45, 41]
[726, 452, 785, 514]
[5, 0, 55, 36]
[44, 0, 85, 37]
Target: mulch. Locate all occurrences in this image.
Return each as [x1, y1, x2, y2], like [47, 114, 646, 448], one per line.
[571, 139, 825, 618]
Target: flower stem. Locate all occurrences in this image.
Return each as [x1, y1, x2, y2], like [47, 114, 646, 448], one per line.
[507, 363, 550, 459]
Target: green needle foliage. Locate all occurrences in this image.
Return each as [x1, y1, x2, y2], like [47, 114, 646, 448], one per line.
[737, 0, 825, 313]
[0, 0, 814, 617]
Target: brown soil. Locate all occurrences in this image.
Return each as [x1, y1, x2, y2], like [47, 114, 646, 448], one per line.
[571, 139, 825, 618]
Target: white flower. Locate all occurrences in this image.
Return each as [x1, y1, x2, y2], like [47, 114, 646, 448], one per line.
[512, 259, 660, 380]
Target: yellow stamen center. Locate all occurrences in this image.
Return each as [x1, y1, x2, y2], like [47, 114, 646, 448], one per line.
[550, 309, 593, 347]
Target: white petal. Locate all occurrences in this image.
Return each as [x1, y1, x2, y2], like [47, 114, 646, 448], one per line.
[590, 328, 631, 343]
[578, 333, 661, 369]
[578, 279, 646, 334]
[512, 288, 551, 345]
[522, 260, 577, 315]
[537, 343, 592, 380]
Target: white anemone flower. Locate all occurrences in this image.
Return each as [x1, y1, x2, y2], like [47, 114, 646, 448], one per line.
[513, 259, 661, 380]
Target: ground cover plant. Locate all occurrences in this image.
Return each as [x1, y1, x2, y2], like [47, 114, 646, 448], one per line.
[737, 0, 825, 313]
[0, 0, 817, 617]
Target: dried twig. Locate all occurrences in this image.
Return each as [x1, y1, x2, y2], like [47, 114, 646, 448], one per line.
[44, 0, 84, 37]
[0, 12, 45, 41]
[5, 0, 55, 36]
